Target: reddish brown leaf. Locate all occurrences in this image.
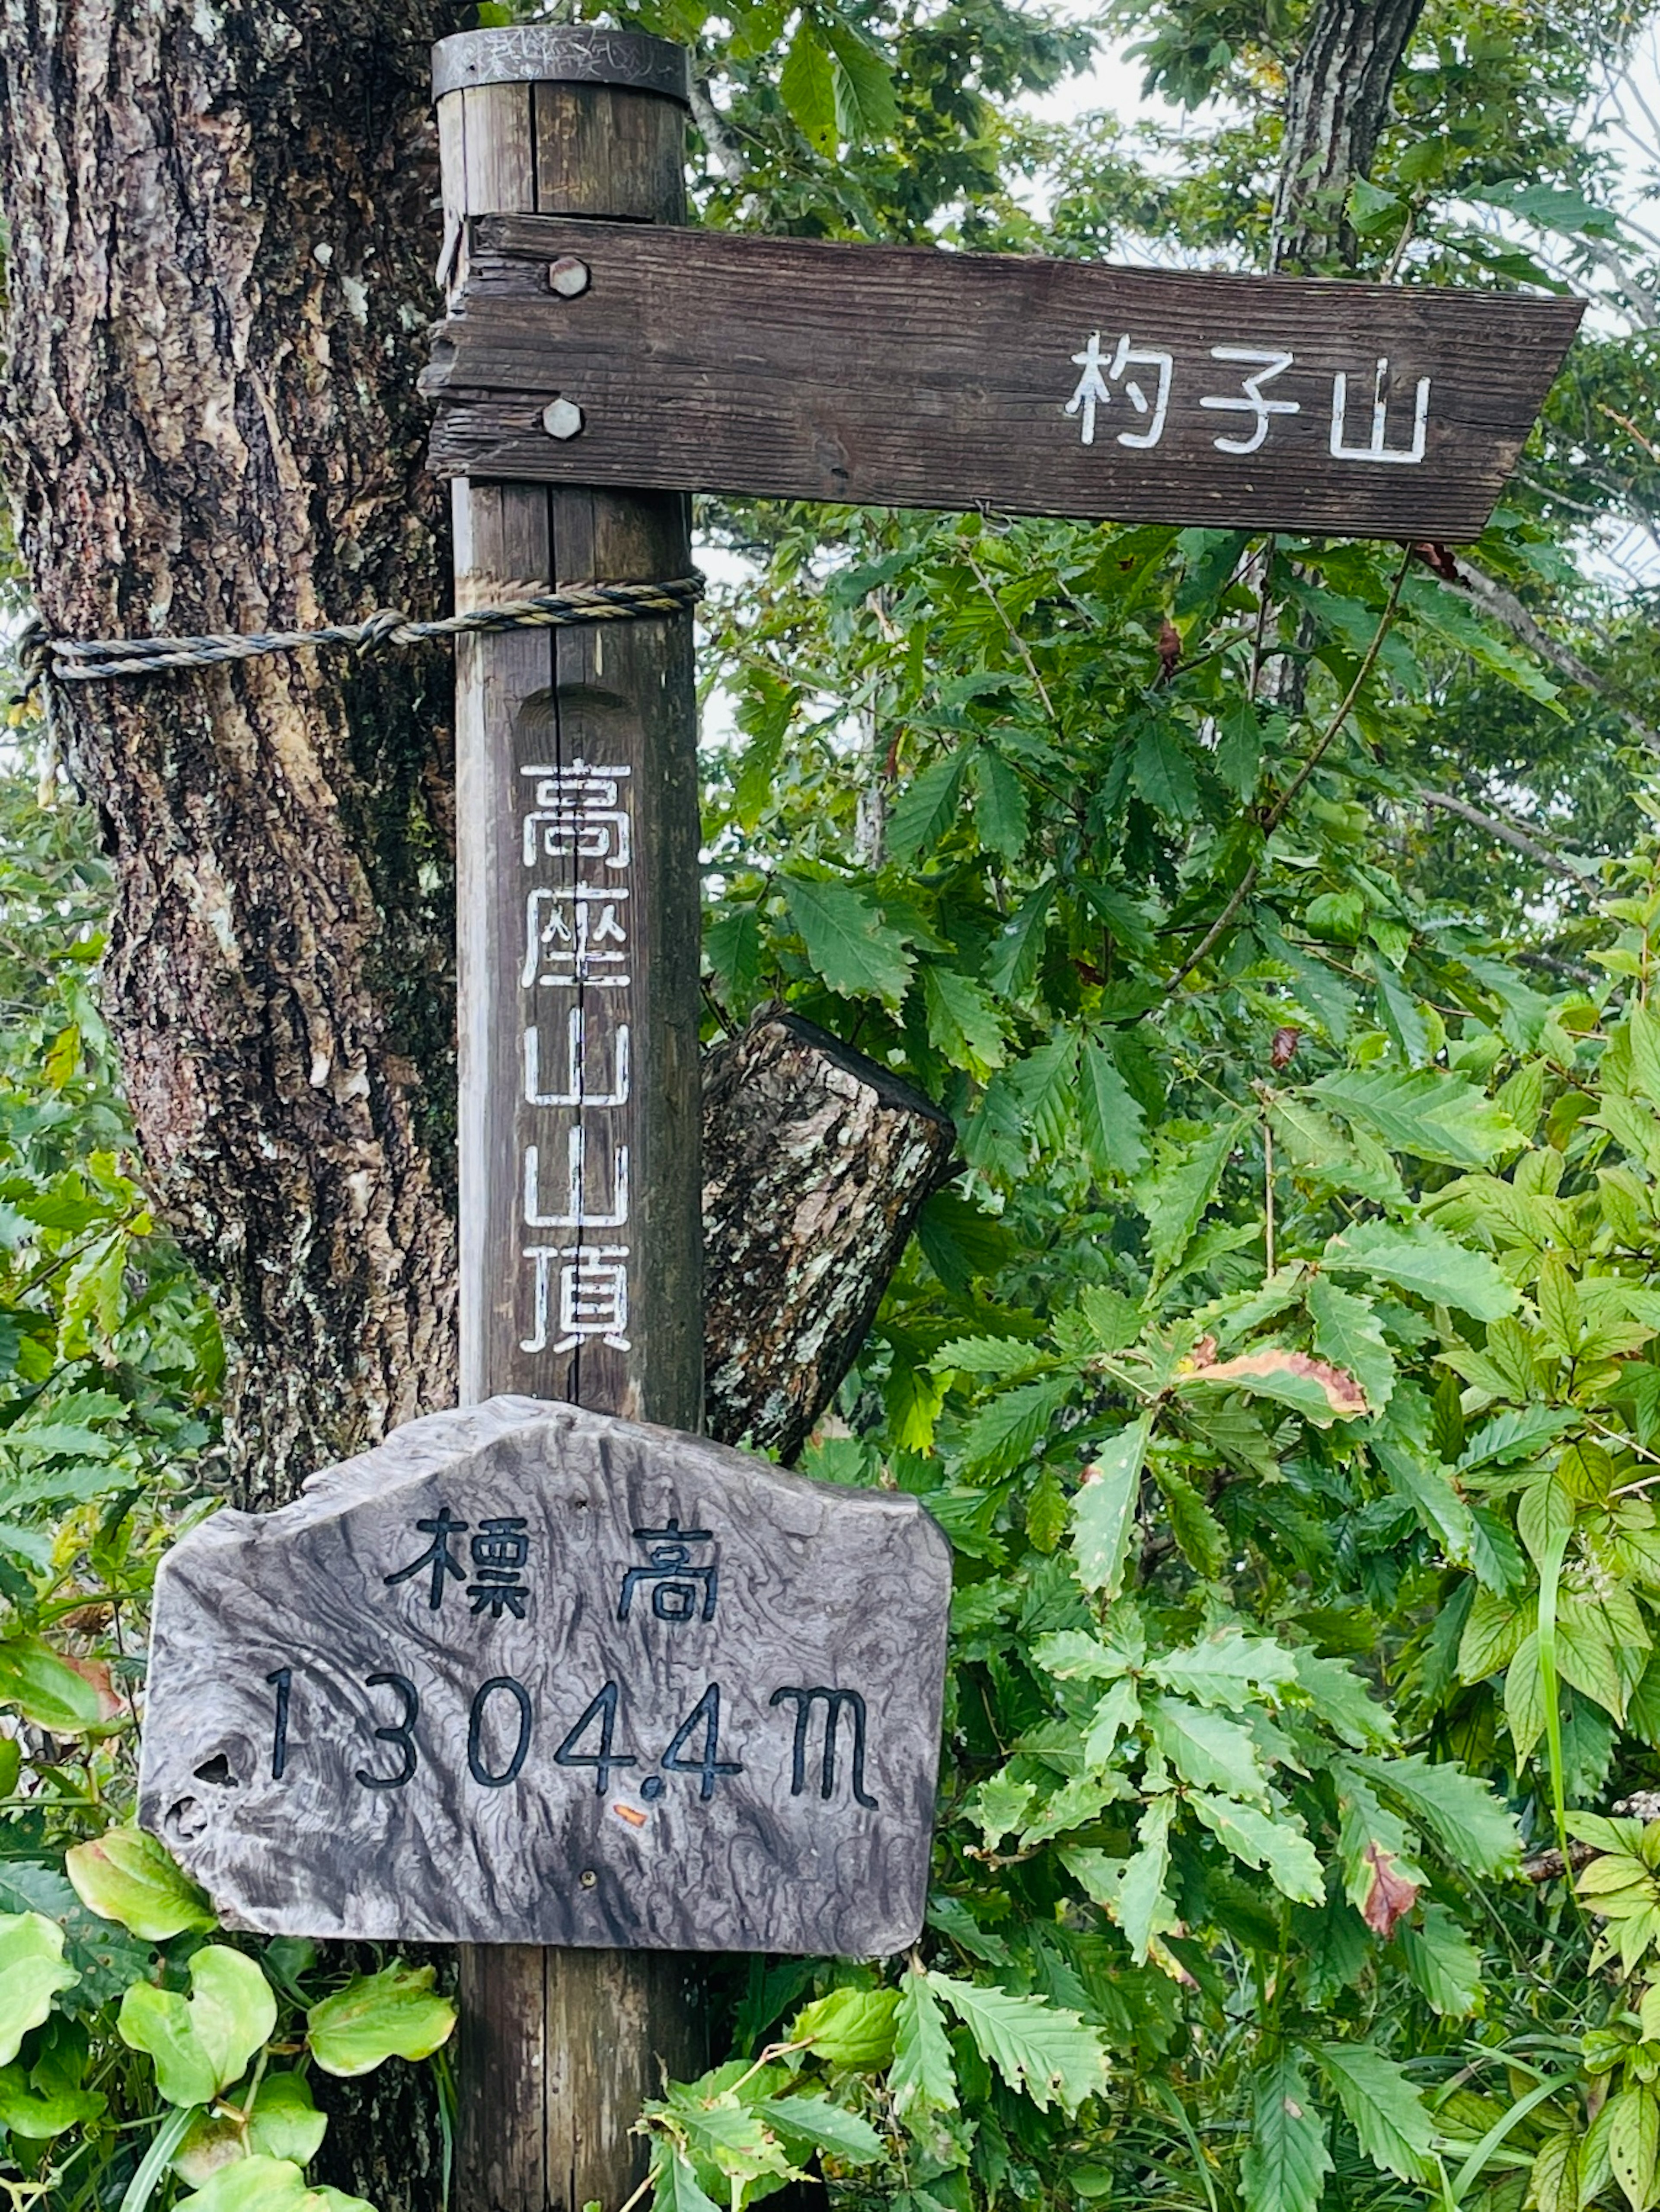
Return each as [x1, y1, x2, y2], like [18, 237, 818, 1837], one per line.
[1360, 1841, 1420, 1937]
[1271, 1025, 1301, 1071]
[1157, 618, 1182, 682]
[1187, 1345, 1369, 1421]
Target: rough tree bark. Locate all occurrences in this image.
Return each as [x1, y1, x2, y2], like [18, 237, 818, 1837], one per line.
[704, 1013, 955, 1462]
[0, 0, 460, 1497]
[0, 9, 957, 2203]
[1269, 0, 1427, 270]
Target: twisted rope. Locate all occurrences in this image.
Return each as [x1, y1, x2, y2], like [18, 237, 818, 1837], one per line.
[16, 574, 705, 692]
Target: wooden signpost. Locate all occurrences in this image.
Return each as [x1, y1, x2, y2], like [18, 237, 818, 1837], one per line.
[132, 21, 1587, 2212]
[139, 1396, 949, 1954]
[423, 218, 1583, 539]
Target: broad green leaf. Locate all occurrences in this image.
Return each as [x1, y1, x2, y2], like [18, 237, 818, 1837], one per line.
[650, 2149, 722, 2212]
[1310, 2040, 1434, 2182]
[758, 2093, 881, 2164]
[1306, 1276, 1395, 1415]
[778, 16, 836, 150]
[0, 1635, 103, 1732]
[926, 1973, 1106, 2114]
[1070, 1417, 1149, 1598]
[1241, 2049, 1331, 2212]
[787, 1986, 899, 2068]
[175, 2073, 329, 2187]
[1609, 2082, 1660, 2211]
[306, 1964, 455, 2077]
[1312, 1065, 1521, 1169]
[974, 1772, 1037, 1848]
[961, 1375, 1073, 1473]
[781, 872, 913, 1004]
[1067, 1799, 1176, 1960]
[1151, 1629, 1299, 1706]
[972, 749, 1029, 861]
[0, 2053, 103, 2140]
[120, 1945, 277, 2107]
[1398, 1900, 1484, 2018]
[1323, 1220, 1517, 1322]
[891, 1968, 956, 2117]
[1342, 1753, 1520, 1877]
[1142, 1119, 1246, 1282]
[0, 1914, 76, 2065]
[1189, 1793, 1324, 1903]
[1292, 1650, 1396, 1750]
[1183, 1341, 1366, 1424]
[985, 885, 1053, 998]
[1149, 1698, 1267, 1798]
[923, 966, 1004, 1074]
[176, 2158, 314, 2212]
[66, 1825, 217, 1941]
[886, 751, 966, 862]
[1078, 1039, 1146, 1176]
[824, 16, 900, 145]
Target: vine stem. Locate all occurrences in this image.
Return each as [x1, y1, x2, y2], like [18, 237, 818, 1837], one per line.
[1169, 545, 1414, 990]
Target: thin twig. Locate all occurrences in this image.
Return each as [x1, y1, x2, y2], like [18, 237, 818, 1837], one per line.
[1417, 789, 1590, 883]
[1168, 547, 1413, 988]
[964, 548, 1058, 723]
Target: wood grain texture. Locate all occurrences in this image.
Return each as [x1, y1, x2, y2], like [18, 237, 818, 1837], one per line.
[138, 1397, 951, 1956]
[439, 54, 707, 2211]
[703, 1014, 955, 1462]
[423, 217, 1584, 539]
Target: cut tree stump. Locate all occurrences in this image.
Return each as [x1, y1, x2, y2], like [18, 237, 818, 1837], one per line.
[702, 1012, 957, 1462]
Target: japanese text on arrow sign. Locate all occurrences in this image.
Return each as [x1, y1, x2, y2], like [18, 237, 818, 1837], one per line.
[421, 218, 1583, 540]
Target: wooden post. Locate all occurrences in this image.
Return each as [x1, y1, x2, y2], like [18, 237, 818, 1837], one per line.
[434, 29, 706, 2211]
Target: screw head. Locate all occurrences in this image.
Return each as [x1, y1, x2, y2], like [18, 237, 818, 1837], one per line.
[548, 256, 591, 299]
[579, 1868, 598, 1889]
[542, 397, 585, 441]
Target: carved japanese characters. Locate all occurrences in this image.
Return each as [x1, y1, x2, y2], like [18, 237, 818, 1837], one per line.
[422, 217, 1583, 538]
[138, 1398, 952, 1954]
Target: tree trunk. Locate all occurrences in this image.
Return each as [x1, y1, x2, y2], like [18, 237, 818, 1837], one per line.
[703, 1013, 955, 1463]
[0, 0, 459, 1497]
[1269, 0, 1426, 271]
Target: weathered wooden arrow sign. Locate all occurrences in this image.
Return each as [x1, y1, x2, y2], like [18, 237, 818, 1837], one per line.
[138, 1396, 950, 1953]
[422, 217, 1583, 540]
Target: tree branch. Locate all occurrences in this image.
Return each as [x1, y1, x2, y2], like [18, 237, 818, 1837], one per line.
[1417, 788, 1591, 883]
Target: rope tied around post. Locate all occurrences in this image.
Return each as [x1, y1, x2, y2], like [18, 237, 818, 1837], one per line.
[13, 574, 706, 696]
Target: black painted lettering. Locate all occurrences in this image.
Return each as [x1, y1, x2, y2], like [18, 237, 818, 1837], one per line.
[356, 1672, 420, 1789]
[769, 1686, 878, 1808]
[553, 1680, 635, 1795]
[661, 1683, 742, 1801]
[265, 1667, 291, 1781]
[468, 1675, 533, 1787]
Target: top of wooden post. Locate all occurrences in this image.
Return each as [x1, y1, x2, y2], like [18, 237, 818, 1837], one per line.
[431, 26, 691, 106]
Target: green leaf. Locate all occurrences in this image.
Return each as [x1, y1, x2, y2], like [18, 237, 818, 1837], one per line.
[759, 2093, 882, 2163]
[779, 16, 837, 150]
[1609, 2083, 1660, 2211]
[0, 1914, 76, 2065]
[120, 1945, 277, 2107]
[886, 751, 966, 863]
[1398, 1900, 1484, 2018]
[974, 1772, 1037, 1849]
[985, 885, 1053, 999]
[174, 2074, 329, 2189]
[961, 1375, 1073, 1474]
[892, 1968, 957, 2116]
[1189, 1793, 1324, 1903]
[1143, 1118, 1245, 1282]
[0, 1635, 103, 1732]
[923, 966, 1004, 1074]
[66, 1826, 217, 1941]
[1323, 1220, 1517, 1322]
[1070, 1417, 1150, 1599]
[1241, 2049, 1331, 2212]
[650, 2149, 722, 2212]
[306, 1964, 455, 2077]
[972, 749, 1029, 861]
[0, 2053, 103, 2141]
[1149, 1697, 1267, 1798]
[1151, 1629, 1299, 1706]
[823, 15, 900, 145]
[1306, 1277, 1395, 1415]
[1078, 1039, 1147, 1176]
[1309, 2040, 1433, 2182]
[788, 1986, 899, 2068]
[1342, 1753, 1520, 1877]
[781, 871, 913, 1004]
[1312, 1066, 1521, 1169]
[925, 1973, 1106, 2114]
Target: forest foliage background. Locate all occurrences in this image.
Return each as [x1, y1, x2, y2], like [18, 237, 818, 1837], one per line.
[0, 0, 1658, 2206]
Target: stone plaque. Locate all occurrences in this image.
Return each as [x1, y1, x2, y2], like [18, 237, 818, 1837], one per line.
[138, 1397, 951, 1954]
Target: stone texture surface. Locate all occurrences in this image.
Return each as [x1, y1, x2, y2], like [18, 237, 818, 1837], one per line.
[139, 1397, 950, 1954]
